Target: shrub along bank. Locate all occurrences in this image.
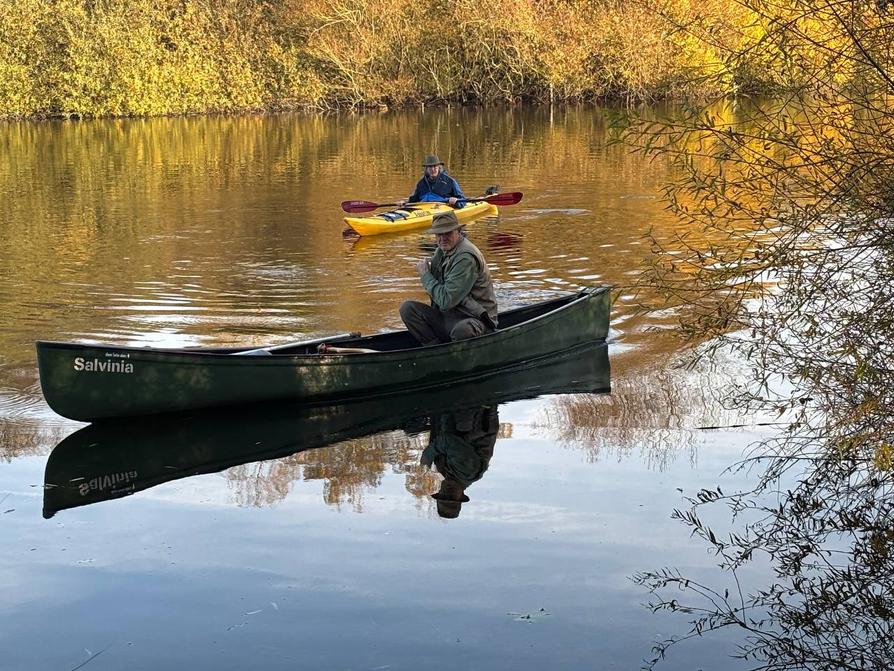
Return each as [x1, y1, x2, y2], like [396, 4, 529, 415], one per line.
[1, 0, 773, 118]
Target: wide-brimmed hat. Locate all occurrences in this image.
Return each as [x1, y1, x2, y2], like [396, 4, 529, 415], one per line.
[423, 154, 444, 167]
[427, 211, 462, 235]
[431, 478, 469, 519]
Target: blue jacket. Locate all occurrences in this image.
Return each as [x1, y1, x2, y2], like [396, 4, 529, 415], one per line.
[408, 170, 465, 203]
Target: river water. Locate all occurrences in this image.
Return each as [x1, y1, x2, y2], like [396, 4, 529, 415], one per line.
[0, 107, 762, 670]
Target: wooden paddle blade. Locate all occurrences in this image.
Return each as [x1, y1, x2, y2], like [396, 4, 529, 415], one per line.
[484, 191, 523, 206]
[341, 200, 380, 213]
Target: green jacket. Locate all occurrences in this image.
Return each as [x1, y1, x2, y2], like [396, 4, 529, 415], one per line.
[421, 237, 498, 327]
[421, 406, 499, 487]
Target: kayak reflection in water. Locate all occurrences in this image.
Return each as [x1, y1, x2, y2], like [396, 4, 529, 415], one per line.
[400, 210, 499, 346]
[397, 153, 466, 208]
[421, 405, 499, 519]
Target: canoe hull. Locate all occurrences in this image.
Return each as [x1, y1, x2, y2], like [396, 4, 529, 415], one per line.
[36, 287, 611, 422]
[344, 200, 498, 236]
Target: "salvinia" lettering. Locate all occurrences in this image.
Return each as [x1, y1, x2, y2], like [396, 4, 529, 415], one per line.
[78, 471, 139, 496]
[73, 357, 135, 374]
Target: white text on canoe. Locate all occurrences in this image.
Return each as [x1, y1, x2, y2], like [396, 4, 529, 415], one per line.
[73, 357, 135, 373]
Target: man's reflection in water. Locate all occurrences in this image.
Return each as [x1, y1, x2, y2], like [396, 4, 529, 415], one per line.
[421, 405, 499, 519]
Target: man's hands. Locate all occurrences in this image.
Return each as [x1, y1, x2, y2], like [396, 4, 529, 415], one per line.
[416, 259, 431, 277]
[446, 197, 457, 206]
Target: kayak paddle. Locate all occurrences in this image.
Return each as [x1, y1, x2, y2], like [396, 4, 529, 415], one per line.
[341, 191, 523, 214]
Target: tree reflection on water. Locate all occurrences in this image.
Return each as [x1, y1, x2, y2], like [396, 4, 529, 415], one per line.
[227, 430, 434, 512]
[536, 354, 758, 471]
[635, 441, 893, 670]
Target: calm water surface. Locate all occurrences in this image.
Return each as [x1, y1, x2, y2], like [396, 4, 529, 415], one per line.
[1, 107, 761, 670]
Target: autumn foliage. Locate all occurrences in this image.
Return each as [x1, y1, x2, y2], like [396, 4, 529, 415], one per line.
[1, 0, 771, 117]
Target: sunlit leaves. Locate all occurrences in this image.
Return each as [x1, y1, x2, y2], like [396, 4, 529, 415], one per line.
[624, 2, 894, 669]
[0, 0, 835, 116]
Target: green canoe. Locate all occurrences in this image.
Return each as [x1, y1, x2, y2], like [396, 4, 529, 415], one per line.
[43, 341, 610, 518]
[36, 286, 611, 422]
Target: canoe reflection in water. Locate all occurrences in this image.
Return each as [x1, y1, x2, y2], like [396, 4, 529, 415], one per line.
[43, 342, 610, 519]
[423, 406, 498, 519]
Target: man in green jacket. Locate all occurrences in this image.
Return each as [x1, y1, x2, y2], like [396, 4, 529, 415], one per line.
[423, 405, 499, 519]
[399, 211, 498, 346]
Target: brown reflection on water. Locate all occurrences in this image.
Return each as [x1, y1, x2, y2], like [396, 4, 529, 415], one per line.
[40, 369, 731, 516]
[226, 431, 432, 511]
[226, 417, 518, 513]
[2, 105, 730, 463]
[220, 369, 735, 515]
[2, 107, 674, 348]
[535, 365, 746, 471]
[0, 420, 68, 461]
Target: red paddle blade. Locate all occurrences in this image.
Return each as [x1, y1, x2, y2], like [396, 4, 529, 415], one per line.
[484, 192, 523, 206]
[341, 200, 381, 213]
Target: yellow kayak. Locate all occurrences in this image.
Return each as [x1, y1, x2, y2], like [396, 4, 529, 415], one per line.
[344, 201, 498, 237]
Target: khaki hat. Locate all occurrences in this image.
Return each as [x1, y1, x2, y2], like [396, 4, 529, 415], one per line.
[431, 478, 469, 519]
[423, 154, 444, 167]
[427, 211, 462, 235]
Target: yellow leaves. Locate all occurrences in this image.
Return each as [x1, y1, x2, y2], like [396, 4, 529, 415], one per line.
[875, 443, 894, 471]
[834, 433, 894, 472]
[0, 0, 319, 118]
[1, 0, 866, 116]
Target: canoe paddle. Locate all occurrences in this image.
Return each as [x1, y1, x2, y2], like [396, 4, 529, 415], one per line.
[341, 191, 523, 214]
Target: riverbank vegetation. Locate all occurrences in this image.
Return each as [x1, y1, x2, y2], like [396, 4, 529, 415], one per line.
[625, 1, 894, 668]
[3, 0, 780, 118]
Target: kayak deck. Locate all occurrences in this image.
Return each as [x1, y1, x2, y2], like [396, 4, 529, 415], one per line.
[344, 200, 498, 236]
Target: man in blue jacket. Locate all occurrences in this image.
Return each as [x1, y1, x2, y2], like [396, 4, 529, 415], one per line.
[397, 154, 465, 207]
